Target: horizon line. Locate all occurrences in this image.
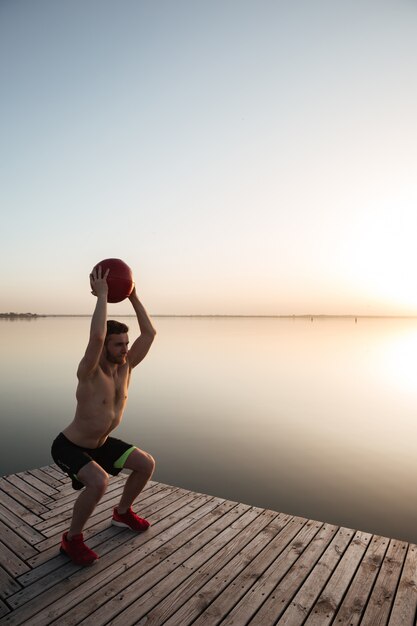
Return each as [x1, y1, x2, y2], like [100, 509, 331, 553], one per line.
[4, 313, 417, 320]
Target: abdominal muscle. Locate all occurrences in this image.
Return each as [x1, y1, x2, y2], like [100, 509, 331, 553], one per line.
[63, 369, 129, 449]
[63, 411, 124, 449]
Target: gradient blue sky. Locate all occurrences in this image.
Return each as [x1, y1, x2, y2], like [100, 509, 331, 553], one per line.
[1, 0, 417, 315]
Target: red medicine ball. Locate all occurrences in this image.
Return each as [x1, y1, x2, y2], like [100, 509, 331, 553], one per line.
[92, 258, 134, 303]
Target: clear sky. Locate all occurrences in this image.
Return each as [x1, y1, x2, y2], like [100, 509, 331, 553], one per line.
[1, 0, 417, 315]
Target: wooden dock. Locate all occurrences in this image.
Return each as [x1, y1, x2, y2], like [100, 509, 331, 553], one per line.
[0, 466, 417, 625]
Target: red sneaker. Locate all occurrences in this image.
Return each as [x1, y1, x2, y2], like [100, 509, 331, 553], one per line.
[60, 532, 99, 566]
[112, 507, 150, 532]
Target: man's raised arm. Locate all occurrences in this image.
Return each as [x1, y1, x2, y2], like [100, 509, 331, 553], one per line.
[127, 287, 157, 369]
[77, 267, 109, 380]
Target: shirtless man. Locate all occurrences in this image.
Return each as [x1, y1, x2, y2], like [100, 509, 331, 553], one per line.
[51, 265, 156, 565]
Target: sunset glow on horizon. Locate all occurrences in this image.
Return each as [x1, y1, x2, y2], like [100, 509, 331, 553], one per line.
[1, 1, 417, 316]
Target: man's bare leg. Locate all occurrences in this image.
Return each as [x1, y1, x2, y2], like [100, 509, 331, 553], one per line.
[67, 461, 109, 538]
[116, 449, 155, 514]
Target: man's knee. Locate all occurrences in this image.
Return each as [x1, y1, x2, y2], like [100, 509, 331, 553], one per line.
[125, 449, 155, 478]
[137, 450, 155, 479]
[145, 453, 156, 477]
[78, 462, 109, 495]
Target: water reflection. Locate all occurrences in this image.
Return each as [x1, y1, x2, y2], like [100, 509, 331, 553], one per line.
[1, 316, 417, 543]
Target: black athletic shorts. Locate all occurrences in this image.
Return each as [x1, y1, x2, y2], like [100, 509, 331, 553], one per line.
[51, 432, 136, 490]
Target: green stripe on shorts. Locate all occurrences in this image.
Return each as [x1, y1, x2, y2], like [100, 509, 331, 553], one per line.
[113, 446, 136, 469]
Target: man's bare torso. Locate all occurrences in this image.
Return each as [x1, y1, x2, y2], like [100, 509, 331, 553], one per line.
[63, 363, 131, 448]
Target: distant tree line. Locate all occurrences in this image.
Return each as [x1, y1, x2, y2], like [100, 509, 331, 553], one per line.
[0, 312, 45, 318]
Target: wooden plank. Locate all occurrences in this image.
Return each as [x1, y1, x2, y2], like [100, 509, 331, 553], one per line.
[36, 465, 67, 482]
[29, 482, 184, 556]
[0, 542, 30, 578]
[114, 510, 307, 624]
[18, 526, 124, 588]
[65, 502, 251, 626]
[46, 469, 132, 499]
[32, 498, 231, 626]
[141, 510, 286, 626]
[33, 489, 138, 539]
[3, 475, 54, 505]
[277, 526, 355, 625]
[32, 480, 161, 532]
[0, 479, 50, 516]
[303, 530, 372, 625]
[40, 472, 128, 508]
[218, 519, 323, 625]
[0, 504, 45, 546]
[389, 543, 417, 626]
[111, 505, 269, 626]
[46, 471, 137, 503]
[176, 514, 294, 626]
[13, 471, 59, 497]
[26, 484, 186, 567]
[26, 469, 63, 489]
[332, 534, 389, 625]
[246, 522, 340, 624]
[36, 473, 133, 522]
[0, 599, 11, 619]
[21, 480, 186, 572]
[21, 484, 183, 576]
[1, 465, 417, 626]
[360, 538, 408, 625]
[0, 520, 38, 561]
[0, 564, 22, 600]
[1, 494, 228, 626]
[0, 490, 43, 527]
[6, 490, 213, 611]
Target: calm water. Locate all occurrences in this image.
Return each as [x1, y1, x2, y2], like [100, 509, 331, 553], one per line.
[1, 316, 417, 543]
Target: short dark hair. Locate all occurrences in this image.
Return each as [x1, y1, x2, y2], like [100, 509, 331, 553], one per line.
[106, 320, 129, 338]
